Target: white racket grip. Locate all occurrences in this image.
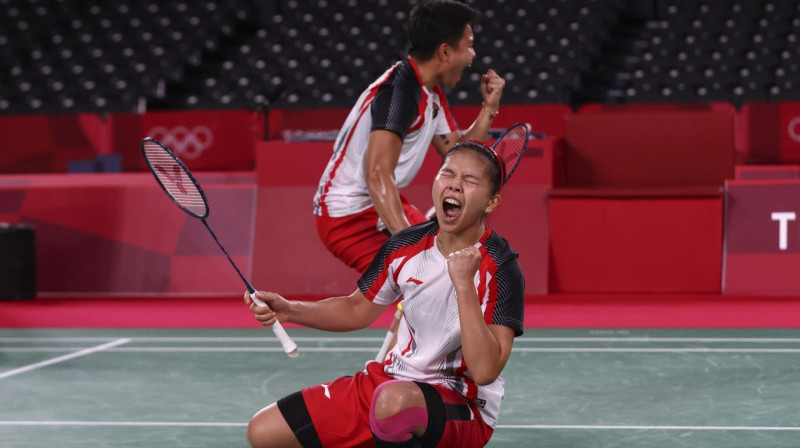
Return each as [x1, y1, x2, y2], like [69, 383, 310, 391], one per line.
[374, 307, 403, 362]
[250, 292, 299, 358]
[374, 329, 396, 362]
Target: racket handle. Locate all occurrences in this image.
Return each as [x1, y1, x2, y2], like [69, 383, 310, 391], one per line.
[375, 305, 404, 362]
[250, 292, 299, 358]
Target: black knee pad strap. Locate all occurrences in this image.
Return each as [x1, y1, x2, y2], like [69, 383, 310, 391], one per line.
[276, 391, 324, 448]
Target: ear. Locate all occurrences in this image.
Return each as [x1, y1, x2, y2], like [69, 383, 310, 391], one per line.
[485, 194, 501, 215]
[436, 42, 451, 62]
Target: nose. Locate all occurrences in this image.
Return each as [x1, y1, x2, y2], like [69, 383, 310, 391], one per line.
[447, 179, 462, 192]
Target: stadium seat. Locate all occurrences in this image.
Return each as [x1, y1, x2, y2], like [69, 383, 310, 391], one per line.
[1, 0, 800, 114]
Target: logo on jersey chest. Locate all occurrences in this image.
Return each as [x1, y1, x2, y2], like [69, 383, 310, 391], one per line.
[432, 103, 440, 119]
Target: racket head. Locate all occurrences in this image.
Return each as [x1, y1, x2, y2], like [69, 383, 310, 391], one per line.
[491, 122, 531, 184]
[141, 137, 209, 219]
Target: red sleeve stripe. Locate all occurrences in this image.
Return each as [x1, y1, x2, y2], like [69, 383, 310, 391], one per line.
[455, 358, 479, 399]
[406, 89, 428, 133]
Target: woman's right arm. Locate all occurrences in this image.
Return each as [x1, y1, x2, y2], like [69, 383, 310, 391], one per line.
[245, 289, 387, 332]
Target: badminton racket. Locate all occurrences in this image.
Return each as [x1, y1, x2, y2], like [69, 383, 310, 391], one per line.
[491, 122, 531, 186]
[375, 302, 403, 362]
[141, 137, 299, 357]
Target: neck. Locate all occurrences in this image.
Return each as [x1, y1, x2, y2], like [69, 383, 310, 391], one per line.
[436, 223, 486, 256]
[409, 55, 441, 91]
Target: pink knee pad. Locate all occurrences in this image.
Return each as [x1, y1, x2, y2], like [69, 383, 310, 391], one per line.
[369, 380, 428, 443]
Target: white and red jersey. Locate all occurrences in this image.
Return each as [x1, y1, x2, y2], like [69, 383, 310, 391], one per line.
[313, 57, 458, 218]
[358, 220, 525, 428]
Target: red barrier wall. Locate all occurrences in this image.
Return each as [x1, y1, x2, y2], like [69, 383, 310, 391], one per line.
[0, 114, 110, 173]
[111, 110, 262, 172]
[549, 110, 732, 293]
[267, 104, 573, 140]
[745, 102, 800, 164]
[735, 165, 800, 180]
[0, 173, 256, 296]
[724, 179, 800, 294]
[251, 139, 559, 296]
[577, 102, 747, 160]
[549, 193, 724, 293]
[562, 111, 735, 188]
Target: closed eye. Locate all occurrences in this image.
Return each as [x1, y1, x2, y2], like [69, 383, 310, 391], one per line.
[464, 175, 481, 185]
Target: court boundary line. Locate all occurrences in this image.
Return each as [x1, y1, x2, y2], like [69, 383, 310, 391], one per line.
[3, 346, 800, 354]
[1, 421, 799, 431]
[3, 336, 800, 343]
[0, 338, 130, 380]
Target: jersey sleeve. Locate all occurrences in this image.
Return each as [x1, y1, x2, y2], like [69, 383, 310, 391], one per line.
[357, 238, 401, 305]
[484, 257, 525, 336]
[370, 80, 420, 140]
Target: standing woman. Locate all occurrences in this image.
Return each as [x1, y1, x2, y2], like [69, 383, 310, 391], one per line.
[246, 140, 525, 448]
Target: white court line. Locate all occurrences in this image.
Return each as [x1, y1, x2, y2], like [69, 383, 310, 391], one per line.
[0, 337, 386, 343]
[0, 421, 799, 431]
[2, 336, 800, 343]
[2, 347, 800, 354]
[499, 425, 800, 431]
[514, 348, 800, 353]
[0, 421, 245, 427]
[0, 338, 130, 380]
[515, 337, 800, 343]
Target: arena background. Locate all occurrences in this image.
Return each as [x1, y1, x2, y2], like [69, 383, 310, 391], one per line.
[2, 1, 800, 446]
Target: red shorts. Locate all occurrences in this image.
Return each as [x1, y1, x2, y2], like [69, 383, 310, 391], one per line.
[276, 362, 493, 448]
[316, 197, 428, 273]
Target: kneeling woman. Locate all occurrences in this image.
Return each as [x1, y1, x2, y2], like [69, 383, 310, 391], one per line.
[245, 141, 525, 448]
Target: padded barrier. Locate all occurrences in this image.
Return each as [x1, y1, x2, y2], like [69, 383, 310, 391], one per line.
[111, 110, 262, 172]
[744, 102, 800, 164]
[267, 105, 574, 141]
[724, 179, 800, 294]
[0, 114, 111, 173]
[549, 191, 724, 293]
[0, 173, 256, 296]
[549, 110, 734, 293]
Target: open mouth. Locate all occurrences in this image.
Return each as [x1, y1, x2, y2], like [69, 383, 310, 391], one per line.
[442, 197, 462, 221]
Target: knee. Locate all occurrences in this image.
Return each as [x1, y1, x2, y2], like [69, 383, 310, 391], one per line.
[247, 415, 270, 448]
[247, 404, 288, 448]
[370, 381, 429, 442]
[371, 381, 424, 419]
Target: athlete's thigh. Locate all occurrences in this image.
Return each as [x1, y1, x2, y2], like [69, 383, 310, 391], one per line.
[248, 402, 303, 448]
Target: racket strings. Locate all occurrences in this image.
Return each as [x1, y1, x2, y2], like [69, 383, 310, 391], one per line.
[143, 142, 208, 217]
[493, 124, 530, 183]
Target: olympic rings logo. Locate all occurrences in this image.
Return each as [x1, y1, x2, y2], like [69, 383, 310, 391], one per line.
[148, 126, 214, 160]
[789, 116, 800, 144]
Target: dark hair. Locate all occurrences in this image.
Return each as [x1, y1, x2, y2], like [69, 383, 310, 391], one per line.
[407, 0, 481, 61]
[444, 141, 504, 196]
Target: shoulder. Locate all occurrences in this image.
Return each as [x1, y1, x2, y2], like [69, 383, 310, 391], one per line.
[483, 231, 520, 268]
[380, 60, 422, 97]
[384, 219, 438, 253]
[359, 220, 438, 289]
